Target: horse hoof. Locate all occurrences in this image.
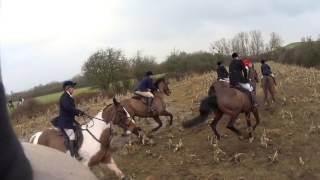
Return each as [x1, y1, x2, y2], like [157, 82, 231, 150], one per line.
[147, 139, 155, 145]
[121, 176, 131, 180]
[238, 136, 245, 140]
[249, 137, 254, 143]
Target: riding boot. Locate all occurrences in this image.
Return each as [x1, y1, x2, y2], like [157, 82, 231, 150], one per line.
[147, 97, 153, 113]
[70, 140, 82, 160]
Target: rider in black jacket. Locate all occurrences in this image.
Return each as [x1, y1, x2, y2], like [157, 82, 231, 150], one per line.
[217, 61, 229, 81]
[229, 53, 258, 107]
[55, 81, 84, 160]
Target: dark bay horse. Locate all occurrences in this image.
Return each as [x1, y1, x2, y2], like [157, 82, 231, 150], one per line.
[120, 78, 173, 133]
[30, 98, 137, 180]
[183, 81, 260, 140]
[261, 76, 276, 103]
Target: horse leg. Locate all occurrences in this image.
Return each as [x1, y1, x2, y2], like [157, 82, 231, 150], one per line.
[226, 115, 243, 139]
[252, 108, 260, 130]
[161, 110, 173, 126]
[264, 85, 268, 104]
[151, 116, 163, 132]
[210, 110, 223, 140]
[245, 112, 252, 138]
[270, 84, 276, 103]
[101, 153, 127, 179]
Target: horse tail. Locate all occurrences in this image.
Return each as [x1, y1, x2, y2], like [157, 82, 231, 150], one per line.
[29, 132, 42, 144]
[183, 95, 218, 128]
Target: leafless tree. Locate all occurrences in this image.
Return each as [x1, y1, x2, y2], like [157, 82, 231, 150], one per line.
[211, 38, 231, 55]
[231, 32, 250, 56]
[249, 30, 264, 56]
[269, 32, 282, 51]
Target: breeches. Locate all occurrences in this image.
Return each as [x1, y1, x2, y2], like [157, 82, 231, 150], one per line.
[239, 83, 253, 92]
[135, 91, 154, 98]
[63, 128, 75, 141]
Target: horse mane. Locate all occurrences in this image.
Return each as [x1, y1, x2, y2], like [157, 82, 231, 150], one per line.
[154, 77, 166, 88]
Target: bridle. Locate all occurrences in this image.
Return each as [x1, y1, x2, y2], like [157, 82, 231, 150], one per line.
[112, 107, 136, 131]
[80, 106, 136, 144]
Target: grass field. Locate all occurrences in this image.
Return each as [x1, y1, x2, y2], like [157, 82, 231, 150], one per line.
[14, 62, 320, 179]
[34, 86, 99, 103]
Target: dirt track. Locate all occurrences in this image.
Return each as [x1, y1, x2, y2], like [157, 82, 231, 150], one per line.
[15, 62, 320, 180]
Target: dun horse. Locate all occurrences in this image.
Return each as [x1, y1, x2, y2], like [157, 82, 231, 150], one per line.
[120, 78, 173, 133]
[261, 76, 276, 103]
[183, 81, 260, 141]
[30, 98, 140, 180]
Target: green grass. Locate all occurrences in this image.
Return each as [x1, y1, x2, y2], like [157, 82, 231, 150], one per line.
[34, 86, 99, 104]
[285, 42, 302, 49]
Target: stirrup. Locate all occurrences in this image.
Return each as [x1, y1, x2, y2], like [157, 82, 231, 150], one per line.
[74, 153, 83, 161]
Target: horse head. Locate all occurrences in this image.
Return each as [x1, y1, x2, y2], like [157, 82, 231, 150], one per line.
[111, 97, 141, 136]
[154, 78, 171, 96]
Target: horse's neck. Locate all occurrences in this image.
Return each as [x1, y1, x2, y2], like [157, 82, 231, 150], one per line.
[154, 91, 165, 99]
[83, 119, 109, 134]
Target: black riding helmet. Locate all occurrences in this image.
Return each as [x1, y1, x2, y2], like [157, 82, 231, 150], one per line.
[62, 81, 77, 90]
[145, 71, 153, 76]
[232, 52, 239, 58]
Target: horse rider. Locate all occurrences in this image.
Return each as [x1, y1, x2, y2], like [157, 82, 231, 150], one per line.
[216, 61, 229, 82]
[55, 81, 84, 160]
[229, 53, 258, 107]
[134, 71, 156, 112]
[260, 59, 276, 85]
[243, 58, 250, 70]
[248, 62, 259, 94]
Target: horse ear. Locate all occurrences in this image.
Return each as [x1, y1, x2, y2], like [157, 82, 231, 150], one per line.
[113, 97, 119, 106]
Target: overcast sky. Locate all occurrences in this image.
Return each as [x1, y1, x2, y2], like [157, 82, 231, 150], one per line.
[1, 0, 319, 92]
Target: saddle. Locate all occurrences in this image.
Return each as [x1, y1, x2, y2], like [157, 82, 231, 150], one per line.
[132, 94, 148, 104]
[230, 85, 254, 104]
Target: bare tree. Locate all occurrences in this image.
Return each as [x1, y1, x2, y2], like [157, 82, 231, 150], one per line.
[231, 32, 249, 56]
[269, 32, 282, 51]
[249, 30, 264, 56]
[211, 38, 231, 55]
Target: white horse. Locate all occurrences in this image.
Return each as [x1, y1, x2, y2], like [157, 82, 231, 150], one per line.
[22, 142, 98, 180]
[30, 99, 139, 180]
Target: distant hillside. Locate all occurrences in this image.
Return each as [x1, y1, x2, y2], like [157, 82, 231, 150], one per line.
[284, 42, 303, 49]
[273, 40, 320, 68]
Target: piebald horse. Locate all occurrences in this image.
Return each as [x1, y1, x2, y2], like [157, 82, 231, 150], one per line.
[0, 75, 97, 179]
[121, 78, 173, 133]
[183, 81, 260, 141]
[30, 98, 140, 180]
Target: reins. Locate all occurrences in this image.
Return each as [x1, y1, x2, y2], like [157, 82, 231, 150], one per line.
[79, 113, 112, 145]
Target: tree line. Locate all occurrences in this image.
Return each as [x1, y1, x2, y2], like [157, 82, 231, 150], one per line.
[11, 30, 320, 100]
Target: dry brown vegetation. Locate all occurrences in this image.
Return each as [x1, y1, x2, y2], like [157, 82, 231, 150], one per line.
[13, 62, 320, 179]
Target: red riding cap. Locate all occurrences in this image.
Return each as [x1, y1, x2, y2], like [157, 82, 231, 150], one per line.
[243, 58, 250, 66]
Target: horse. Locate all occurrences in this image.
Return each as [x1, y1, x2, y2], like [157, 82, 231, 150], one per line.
[120, 78, 173, 133]
[183, 81, 260, 141]
[248, 64, 259, 96]
[18, 97, 24, 106]
[8, 99, 14, 109]
[261, 75, 276, 104]
[0, 80, 98, 180]
[29, 98, 139, 180]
